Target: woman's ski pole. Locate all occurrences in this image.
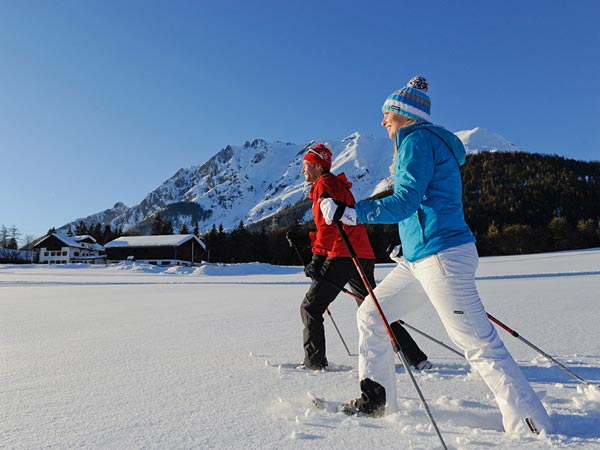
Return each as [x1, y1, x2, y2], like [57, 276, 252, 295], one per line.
[332, 219, 448, 450]
[285, 233, 352, 357]
[396, 319, 463, 359]
[487, 313, 599, 389]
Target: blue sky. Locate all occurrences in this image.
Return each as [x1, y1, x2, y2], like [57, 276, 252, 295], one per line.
[1, 0, 599, 240]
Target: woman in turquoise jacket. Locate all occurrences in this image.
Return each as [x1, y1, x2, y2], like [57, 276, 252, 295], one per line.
[320, 77, 554, 434]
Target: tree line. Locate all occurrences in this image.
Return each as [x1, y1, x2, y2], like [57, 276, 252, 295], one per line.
[197, 217, 600, 265]
[199, 151, 600, 263]
[45, 221, 124, 246]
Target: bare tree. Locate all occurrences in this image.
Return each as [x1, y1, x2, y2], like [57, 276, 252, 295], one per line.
[0, 225, 8, 248]
[7, 225, 21, 249]
[23, 234, 36, 251]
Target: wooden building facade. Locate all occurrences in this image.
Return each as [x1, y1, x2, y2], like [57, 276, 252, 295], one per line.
[104, 234, 206, 266]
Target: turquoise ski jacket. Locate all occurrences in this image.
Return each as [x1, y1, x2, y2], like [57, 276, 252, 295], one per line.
[355, 122, 475, 262]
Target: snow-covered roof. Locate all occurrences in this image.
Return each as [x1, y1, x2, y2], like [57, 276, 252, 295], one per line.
[104, 234, 206, 250]
[37, 234, 103, 250]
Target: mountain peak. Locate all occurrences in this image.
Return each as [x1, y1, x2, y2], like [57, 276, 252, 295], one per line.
[455, 127, 524, 154]
[58, 126, 526, 235]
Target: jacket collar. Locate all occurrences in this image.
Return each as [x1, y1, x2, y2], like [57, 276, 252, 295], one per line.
[308, 172, 352, 199]
[394, 121, 467, 166]
[394, 121, 432, 147]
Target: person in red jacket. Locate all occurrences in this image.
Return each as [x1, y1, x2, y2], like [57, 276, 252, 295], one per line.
[300, 143, 430, 373]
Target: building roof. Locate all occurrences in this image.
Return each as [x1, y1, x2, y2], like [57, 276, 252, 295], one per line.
[104, 234, 206, 250]
[34, 233, 103, 250]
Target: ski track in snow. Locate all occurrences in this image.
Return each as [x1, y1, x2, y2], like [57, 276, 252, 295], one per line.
[258, 352, 600, 449]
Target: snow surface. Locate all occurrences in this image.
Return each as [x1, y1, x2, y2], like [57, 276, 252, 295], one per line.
[2, 249, 600, 449]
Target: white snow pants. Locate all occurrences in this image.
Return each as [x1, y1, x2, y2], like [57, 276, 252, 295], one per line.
[357, 242, 554, 434]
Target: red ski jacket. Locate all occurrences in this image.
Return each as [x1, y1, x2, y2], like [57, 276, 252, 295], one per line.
[309, 172, 375, 260]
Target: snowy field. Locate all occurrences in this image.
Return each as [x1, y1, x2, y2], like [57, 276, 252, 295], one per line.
[1, 249, 600, 450]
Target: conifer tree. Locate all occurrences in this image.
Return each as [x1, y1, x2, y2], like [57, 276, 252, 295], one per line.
[576, 218, 599, 248]
[101, 224, 114, 244]
[548, 217, 572, 250]
[91, 222, 102, 242]
[162, 220, 174, 235]
[75, 221, 88, 235]
[151, 214, 164, 235]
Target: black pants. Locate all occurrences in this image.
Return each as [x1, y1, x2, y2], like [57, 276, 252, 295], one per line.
[300, 257, 427, 367]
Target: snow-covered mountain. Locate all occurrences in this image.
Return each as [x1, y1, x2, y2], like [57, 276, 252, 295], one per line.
[456, 127, 524, 153]
[57, 128, 524, 235]
[61, 202, 130, 231]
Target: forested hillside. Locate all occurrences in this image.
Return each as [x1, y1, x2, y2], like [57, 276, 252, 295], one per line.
[462, 152, 600, 255]
[202, 152, 600, 263]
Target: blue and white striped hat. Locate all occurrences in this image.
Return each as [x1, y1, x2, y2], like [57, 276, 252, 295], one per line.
[382, 76, 430, 121]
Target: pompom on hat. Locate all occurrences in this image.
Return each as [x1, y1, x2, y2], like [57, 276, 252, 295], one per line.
[382, 76, 431, 121]
[303, 143, 332, 172]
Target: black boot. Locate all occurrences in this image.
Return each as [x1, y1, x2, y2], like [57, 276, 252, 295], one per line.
[299, 358, 328, 371]
[342, 379, 386, 418]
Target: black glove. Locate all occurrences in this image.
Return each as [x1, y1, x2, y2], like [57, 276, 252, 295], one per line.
[304, 253, 327, 279]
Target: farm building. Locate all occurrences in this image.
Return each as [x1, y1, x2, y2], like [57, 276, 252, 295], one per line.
[104, 234, 206, 266]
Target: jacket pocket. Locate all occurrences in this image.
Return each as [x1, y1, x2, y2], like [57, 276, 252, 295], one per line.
[435, 244, 478, 277]
[433, 253, 448, 276]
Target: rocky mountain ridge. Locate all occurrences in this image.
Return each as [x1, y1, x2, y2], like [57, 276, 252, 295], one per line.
[57, 128, 523, 235]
